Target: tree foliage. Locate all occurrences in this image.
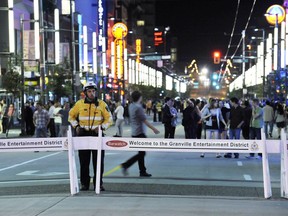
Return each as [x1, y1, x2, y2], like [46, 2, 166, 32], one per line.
[46, 60, 72, 100]
[2, 69, 22, 97]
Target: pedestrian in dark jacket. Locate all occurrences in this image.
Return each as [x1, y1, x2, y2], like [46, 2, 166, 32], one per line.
[182, 99, 199, 139]
[162, 97, 177, 138]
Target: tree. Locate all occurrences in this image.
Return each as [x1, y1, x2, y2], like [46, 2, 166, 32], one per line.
[2, 55, 22, 97]
[2, 69, 22, 97]
[46, 60, 72, 101]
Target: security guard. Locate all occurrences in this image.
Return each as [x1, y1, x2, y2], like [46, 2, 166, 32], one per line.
[69, 82, 112, 191]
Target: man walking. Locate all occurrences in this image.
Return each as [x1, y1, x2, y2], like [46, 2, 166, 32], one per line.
[121, 91, 160, 177]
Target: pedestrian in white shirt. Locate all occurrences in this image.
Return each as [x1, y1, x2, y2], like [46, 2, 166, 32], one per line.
[48, 100, 56, 137]
[53, 102, 62, 137]
[114, 101, 125, 137]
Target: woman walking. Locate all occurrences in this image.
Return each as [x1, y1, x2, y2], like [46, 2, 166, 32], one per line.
[274, 103, 286, 139]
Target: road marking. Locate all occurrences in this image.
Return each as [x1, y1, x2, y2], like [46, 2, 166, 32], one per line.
[243, 174, 252, 181]
[237, 161, 243, 166]
[105, 152, 120, 155]
[0, 152, 62, 172]
[0, 178, 70, 185]
[17, 170, 68, 176]
[103, 165, 121, 177]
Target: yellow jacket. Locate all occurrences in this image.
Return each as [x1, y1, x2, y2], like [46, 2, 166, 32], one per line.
[69, 99, 112, 130]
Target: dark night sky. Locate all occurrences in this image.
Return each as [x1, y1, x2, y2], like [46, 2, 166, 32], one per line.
[155, 0, 284, 68]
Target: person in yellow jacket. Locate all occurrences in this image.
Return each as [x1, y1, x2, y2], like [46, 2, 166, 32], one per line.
[69, 82, 112, 191]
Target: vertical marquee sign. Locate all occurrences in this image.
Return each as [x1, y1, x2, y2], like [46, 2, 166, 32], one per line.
[97, 0, 107, 51]
[112, 22, 128, 80]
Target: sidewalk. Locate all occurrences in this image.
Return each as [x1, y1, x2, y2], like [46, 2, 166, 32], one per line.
[0, 193, 288, 216]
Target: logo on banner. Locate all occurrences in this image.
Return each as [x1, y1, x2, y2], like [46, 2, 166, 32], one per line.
[250, 141, 259, 151]
[106, 140, 128, 147]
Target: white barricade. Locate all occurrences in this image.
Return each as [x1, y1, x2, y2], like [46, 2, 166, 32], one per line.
[0, 137, 68, 152]
[67, 127, 102, 195]
[67, 127, 272, 199]
[280, 129, 288, 199]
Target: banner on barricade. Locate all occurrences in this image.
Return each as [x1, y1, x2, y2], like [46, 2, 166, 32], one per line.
[102, 137, 263, 153]
[0, 138, 68, 152]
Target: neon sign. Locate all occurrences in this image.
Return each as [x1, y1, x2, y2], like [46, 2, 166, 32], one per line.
[136, 39, 141, 63]
[97, 0, 106, 50]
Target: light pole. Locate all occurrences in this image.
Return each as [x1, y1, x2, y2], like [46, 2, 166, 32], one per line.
[254, 28, 266, 98]
[164, 26, 170, 54]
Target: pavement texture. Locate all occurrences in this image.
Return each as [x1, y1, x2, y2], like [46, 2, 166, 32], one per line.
[0, 193, 288, 216]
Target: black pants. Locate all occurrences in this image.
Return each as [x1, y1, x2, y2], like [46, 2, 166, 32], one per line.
[242, 125, 250, 140]
[2, 117, 8, 133]
[184, 124, 196, 139]
[153, 112, 157, 122]
[196, 123, 202, 139]
[249, 127, 262, 157]
[122, 133, 147, 174]
[78, 130, 105, 188]
[25, 120, 35, 136]
[78, 149, 105, 188]
[158, 112, 162, 122]
[164, 123, 175, 138]
[48, 118, 56, 137]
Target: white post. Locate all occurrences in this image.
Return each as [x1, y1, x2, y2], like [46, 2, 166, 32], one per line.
[111, 41, 115, 77]
[8, 0, 15, 54]
[273, 21, 279, 70]
[281, 21, 286, 68]
[33, 0, 40, 60]
[67, 126, 79, 195]
[102, 37, 107, 76]
[286, 14, 288, 67]
[266, 33, 273, 73]
[83, 25, 88, 72]
[54, 8, 60, 64]
[124, 48, 128, 81]
[95, 127, 103, 194]
[280, 128, 288, 198]
[261, 128, 272, 198]
[92, 32, 97, 75]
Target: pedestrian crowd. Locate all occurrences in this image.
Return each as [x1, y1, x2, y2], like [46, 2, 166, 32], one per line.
[0, 99, 71, 138]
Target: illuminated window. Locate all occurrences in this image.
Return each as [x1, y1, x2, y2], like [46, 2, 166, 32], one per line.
[137, 20, 145, 26]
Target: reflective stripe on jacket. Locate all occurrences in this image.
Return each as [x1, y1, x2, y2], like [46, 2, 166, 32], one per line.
[69, 99, 112, 130]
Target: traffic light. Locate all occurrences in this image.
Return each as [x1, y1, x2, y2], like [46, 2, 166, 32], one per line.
[213, 51, 221, 64]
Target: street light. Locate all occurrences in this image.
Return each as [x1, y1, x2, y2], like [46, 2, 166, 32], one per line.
[254, 28, 266, 98]
[164, 26, 170, 54]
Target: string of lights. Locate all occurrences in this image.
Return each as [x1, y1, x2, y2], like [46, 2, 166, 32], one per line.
[220, 0, 257, 83]
[230, 0, 257, 59]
